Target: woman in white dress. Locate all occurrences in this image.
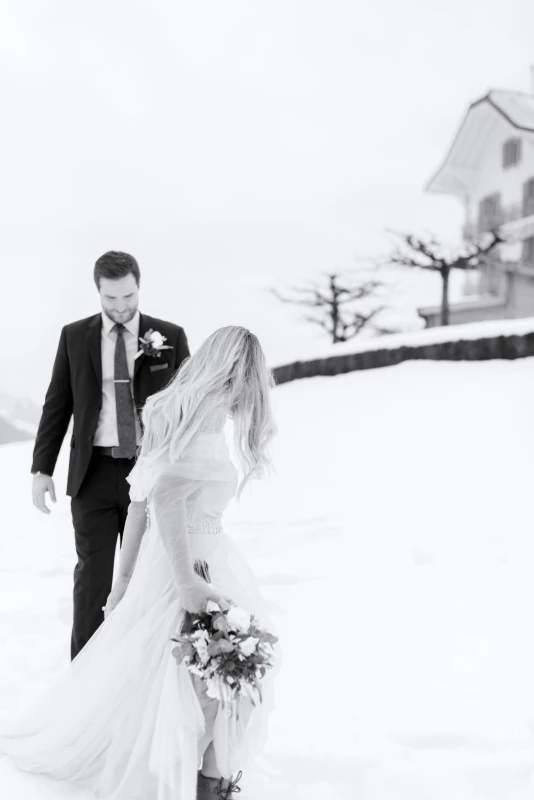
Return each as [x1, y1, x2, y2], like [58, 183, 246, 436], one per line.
[0, 326, 279, 800]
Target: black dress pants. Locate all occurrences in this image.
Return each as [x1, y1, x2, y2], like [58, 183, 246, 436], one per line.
[70, 451, 135, 660]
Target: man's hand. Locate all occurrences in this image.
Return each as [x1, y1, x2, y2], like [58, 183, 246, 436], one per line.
[32, 473, 57, 515]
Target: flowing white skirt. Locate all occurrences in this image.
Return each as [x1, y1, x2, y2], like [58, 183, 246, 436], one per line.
[0, 518, 278, 799]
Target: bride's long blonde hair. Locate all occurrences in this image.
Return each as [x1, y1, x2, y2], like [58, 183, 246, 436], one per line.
[137, 326, 277, 497]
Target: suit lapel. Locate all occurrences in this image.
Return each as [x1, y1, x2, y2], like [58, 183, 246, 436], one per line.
[134, 312, 146, 379]
[132, 313, 172, 416]
[133, 312, 148, 411]
[86, 314, 102, 387]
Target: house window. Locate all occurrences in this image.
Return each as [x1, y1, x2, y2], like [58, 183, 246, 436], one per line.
[523, 179, 534, 217]
[478, 193, 502, 233]
[503, 138, 522, 168]
[522, 237, 534, 265]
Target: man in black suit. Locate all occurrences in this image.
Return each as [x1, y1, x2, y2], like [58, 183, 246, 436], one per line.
[31, 251, 190, 660]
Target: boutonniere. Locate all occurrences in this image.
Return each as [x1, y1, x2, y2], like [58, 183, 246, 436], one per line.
[135, 329, 173, 360]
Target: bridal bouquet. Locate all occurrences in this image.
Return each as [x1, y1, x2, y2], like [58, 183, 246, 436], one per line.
[171, 562, 277, 707]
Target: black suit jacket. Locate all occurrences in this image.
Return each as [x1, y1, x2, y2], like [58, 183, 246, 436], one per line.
[31, 312, 190, 498]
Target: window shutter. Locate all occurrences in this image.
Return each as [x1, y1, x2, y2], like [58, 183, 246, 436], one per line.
[478, 193, 502, 232]
[503, 138, 522, 169]
[522, 237, 534, 264]
[523, 179, 534, 217]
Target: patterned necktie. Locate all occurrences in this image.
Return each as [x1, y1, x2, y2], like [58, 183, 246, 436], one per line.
[112, 323, 137, 459]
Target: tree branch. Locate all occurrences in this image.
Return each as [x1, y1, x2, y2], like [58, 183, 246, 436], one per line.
[271, 268, 395, 343]
[453, 230, 503, 270]
[388, 229, 503, 273]
[269, 287, 326, 307]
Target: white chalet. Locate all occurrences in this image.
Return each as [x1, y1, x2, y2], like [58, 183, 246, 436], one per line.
[420, 70, 534, 327]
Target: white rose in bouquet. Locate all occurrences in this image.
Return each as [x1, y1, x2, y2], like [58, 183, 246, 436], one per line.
[226, 606, 251, 633]
[239, 636, 259, 658]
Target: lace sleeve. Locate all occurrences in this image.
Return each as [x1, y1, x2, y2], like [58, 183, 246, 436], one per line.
[151, 470, 200, 595]
[115, 500, 148, 581]
[148, 433, 234, 595]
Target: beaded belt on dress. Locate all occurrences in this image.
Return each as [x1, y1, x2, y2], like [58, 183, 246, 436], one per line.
[187, 518, 223, 535]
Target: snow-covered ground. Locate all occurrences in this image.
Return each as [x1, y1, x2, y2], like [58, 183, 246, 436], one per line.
[282, 314, 534, 362]
[2, 358, 534, 799]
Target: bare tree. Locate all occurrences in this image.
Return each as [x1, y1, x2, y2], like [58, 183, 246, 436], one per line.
[389, 230, 503, 326]
[271, 271, 394, 344]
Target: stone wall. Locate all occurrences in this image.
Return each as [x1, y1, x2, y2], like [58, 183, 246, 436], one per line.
[272, 331, 534, 385]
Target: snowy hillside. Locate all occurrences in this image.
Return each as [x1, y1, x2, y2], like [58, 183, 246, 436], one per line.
[2, 359, 534, 799]
[0, 393, 41, 427]
[0, 416, 34, 446]
[277, 314, 534, 363]
[0, 393, 39, 445]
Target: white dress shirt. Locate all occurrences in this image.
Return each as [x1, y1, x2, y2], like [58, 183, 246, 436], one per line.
[94, 311, 142, 447]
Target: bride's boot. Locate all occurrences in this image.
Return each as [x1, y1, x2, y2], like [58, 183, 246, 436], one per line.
[197, 770, 243, 799]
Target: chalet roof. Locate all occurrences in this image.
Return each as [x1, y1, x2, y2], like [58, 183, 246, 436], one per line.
[426, 90, 534, 198]
[484, 90, 534, 130]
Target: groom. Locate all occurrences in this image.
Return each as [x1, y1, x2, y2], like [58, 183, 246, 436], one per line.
[31, 251, 190, 660]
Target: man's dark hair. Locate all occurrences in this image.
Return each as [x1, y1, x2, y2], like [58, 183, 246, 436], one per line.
[94, 251, 141, 288]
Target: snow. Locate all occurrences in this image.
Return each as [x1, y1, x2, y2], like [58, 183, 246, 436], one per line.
[0, 394, 39, 445]
[0, 416, 34, 445]
[279, 313, 534, 363]
[0, 394, 41, 427]
[2, 357, 534, 798]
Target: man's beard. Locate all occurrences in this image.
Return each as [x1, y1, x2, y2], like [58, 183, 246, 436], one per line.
[104, 307, 138, 324]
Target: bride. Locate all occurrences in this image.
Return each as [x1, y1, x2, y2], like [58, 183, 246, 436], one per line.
[0, 326, 279, 800]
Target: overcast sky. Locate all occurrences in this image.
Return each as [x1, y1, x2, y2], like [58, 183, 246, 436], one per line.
[2, 0, 534, 399]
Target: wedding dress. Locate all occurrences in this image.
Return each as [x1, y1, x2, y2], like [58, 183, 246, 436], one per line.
[0, 431, 277, 799]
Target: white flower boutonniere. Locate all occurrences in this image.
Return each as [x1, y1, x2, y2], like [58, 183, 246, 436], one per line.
[135, 329, 174, 360]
